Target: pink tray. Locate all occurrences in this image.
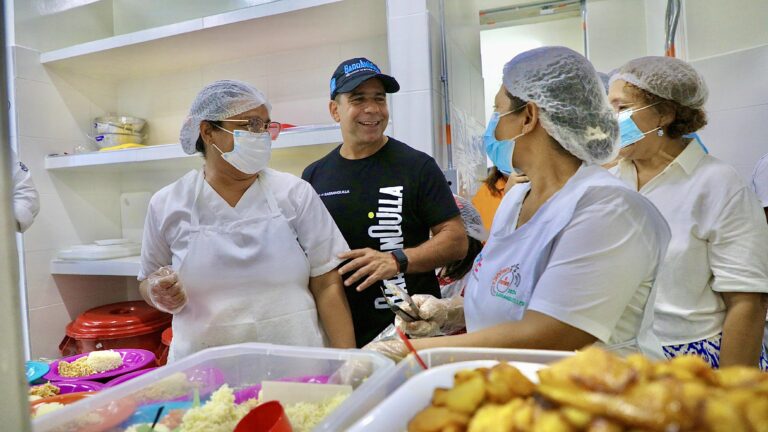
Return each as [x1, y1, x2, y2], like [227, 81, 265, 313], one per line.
[104, 367, 157, 387]
[57, 380, 104, 393]
[44, 349, 156, 382]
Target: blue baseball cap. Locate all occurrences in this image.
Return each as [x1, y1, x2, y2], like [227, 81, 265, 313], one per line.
[330, 57, 400, 100]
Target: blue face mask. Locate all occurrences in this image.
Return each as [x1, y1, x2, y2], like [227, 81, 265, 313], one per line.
[618, 103, 661, 148]
[484, 111, 525, 175]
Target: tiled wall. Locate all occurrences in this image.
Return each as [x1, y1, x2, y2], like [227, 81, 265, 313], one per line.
[13, 31, 388, 358]
[691, 44, 768, 183]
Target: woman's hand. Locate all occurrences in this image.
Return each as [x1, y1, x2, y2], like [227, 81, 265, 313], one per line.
[145, 266, 187, 314]
[395, 295, 466, 337]
[364, 339, 408, 362]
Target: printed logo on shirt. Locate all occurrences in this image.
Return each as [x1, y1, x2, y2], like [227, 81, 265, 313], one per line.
[369, 186, 408, 310]
[490, 264, 526, 306]
[319, 189, 350, 197]
[471, 252, 484, 281]
[19, 162, 29, 172]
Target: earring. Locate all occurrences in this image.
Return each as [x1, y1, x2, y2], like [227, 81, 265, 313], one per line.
[657, 129, 664, 137]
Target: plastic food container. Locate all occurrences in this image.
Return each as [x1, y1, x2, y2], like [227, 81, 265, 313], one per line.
[93, 132, 144, 148]
[340, 347, 573, 432]
[94, 116, 146, 134]
[59, 301, 171, 358]
[32, 343, 394, 432]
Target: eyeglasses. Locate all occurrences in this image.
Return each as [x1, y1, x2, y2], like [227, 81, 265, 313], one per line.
[221, 118, 282, 140]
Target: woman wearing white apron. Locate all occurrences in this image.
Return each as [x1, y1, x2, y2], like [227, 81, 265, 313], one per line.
[138, 80, 356, 361]
[607, 57, 768, 369]
[366, 47, 670, 360]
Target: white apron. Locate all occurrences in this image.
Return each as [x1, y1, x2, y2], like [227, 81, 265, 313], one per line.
[464, 166, 657, 355]
[169, 171, 326, 361]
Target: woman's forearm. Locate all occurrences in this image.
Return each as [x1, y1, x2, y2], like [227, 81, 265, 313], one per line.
[310, 271, 356, 348]
[720, 292, 767, 367]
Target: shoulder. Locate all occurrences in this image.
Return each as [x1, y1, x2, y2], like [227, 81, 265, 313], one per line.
[264, 169, 319, 209]
[691, 155, 751, 200]
[385, 137, 434, 164]
[753, 153, 768, 175]
[148, 170, 199, 214]
[577, 168, 667, 231]
[302, 145, 341, 179]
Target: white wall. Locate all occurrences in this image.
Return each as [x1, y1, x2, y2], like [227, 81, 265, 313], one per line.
[682, 0, 768, 182]
[480, 16, 584, 123]
[12, 0, 114, 52]
[586, 0, 648, 72]
[684, 0, 768, 62]
[690, 44, 768, 182]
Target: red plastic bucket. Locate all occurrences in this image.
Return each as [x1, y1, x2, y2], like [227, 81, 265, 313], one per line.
[157, 327, 173, 366]
[59, 301, 171, 360]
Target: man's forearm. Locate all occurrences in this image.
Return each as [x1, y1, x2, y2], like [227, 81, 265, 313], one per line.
[404, 218, 467, 273]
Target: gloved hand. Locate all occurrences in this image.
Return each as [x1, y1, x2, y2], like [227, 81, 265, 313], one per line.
[328, 359, 375, 387]
[395, 295, 465, 338]
[363, 339, 409, 362]
[146, 266, 187, 314]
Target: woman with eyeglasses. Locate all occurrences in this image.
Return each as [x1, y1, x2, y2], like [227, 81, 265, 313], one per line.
[367, 47, 670, 360]
[608, 57, 768, 369]
[138, 80, 355, 361]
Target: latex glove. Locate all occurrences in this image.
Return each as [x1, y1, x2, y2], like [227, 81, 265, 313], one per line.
[395, 295, 465, 338]
[328, 359, 374, 387]
[147, 266, 187, 314]
[364, 339, 409, 362]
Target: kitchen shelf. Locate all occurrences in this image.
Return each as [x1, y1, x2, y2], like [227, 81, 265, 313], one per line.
[50, 256, 141, 277]
[38, 0, 383, 81]
[45, 124, 345, 171]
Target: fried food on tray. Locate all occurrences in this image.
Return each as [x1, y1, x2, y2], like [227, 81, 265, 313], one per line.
[408, 347, 768, 432]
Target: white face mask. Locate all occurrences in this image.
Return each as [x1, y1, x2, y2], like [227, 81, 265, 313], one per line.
[212, 127, 271, 174]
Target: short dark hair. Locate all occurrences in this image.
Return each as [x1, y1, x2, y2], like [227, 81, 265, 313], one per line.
[194, 120, 222, 156]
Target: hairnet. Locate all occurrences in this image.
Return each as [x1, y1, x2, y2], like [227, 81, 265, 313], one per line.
[502, 46, 619, 165]
[609, 56, 708, 108]
[454, 195, 488, 242]
[179, 80, 272, 154]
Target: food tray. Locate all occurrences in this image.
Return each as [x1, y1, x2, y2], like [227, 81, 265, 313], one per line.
[335, 347, 573, 432]
[32, 343, 394, 432]
[43, 349, 156, 382]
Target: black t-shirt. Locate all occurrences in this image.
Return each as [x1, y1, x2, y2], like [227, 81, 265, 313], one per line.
[302, 137, 460, 346]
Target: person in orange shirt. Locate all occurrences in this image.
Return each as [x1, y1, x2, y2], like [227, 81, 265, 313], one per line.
[472, 167, 528, 231]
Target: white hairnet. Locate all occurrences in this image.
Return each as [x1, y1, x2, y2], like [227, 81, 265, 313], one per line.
[502, 46, 619, 165]
[454, 195, 488, 242]
[610, 56, 708, 108]
[179, 79, 272, 154]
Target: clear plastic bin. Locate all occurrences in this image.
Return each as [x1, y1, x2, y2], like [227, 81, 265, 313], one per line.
[32, 343, 394, 432]
[340, 347, 574, 432]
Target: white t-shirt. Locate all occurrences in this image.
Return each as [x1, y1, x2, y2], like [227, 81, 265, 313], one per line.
[752, 153, 768, 207]
[465, 165, 670, 348]
[12, 152, 39, 233]
[139, 168, 349, 280]
[613, 143, 768, 345]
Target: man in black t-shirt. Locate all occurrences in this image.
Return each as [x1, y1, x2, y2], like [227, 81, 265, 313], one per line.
[302, 57, 468, 346]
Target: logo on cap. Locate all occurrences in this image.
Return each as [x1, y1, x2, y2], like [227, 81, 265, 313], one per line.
[330, 77, 336, 94]
[343, 59, 380, 76]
